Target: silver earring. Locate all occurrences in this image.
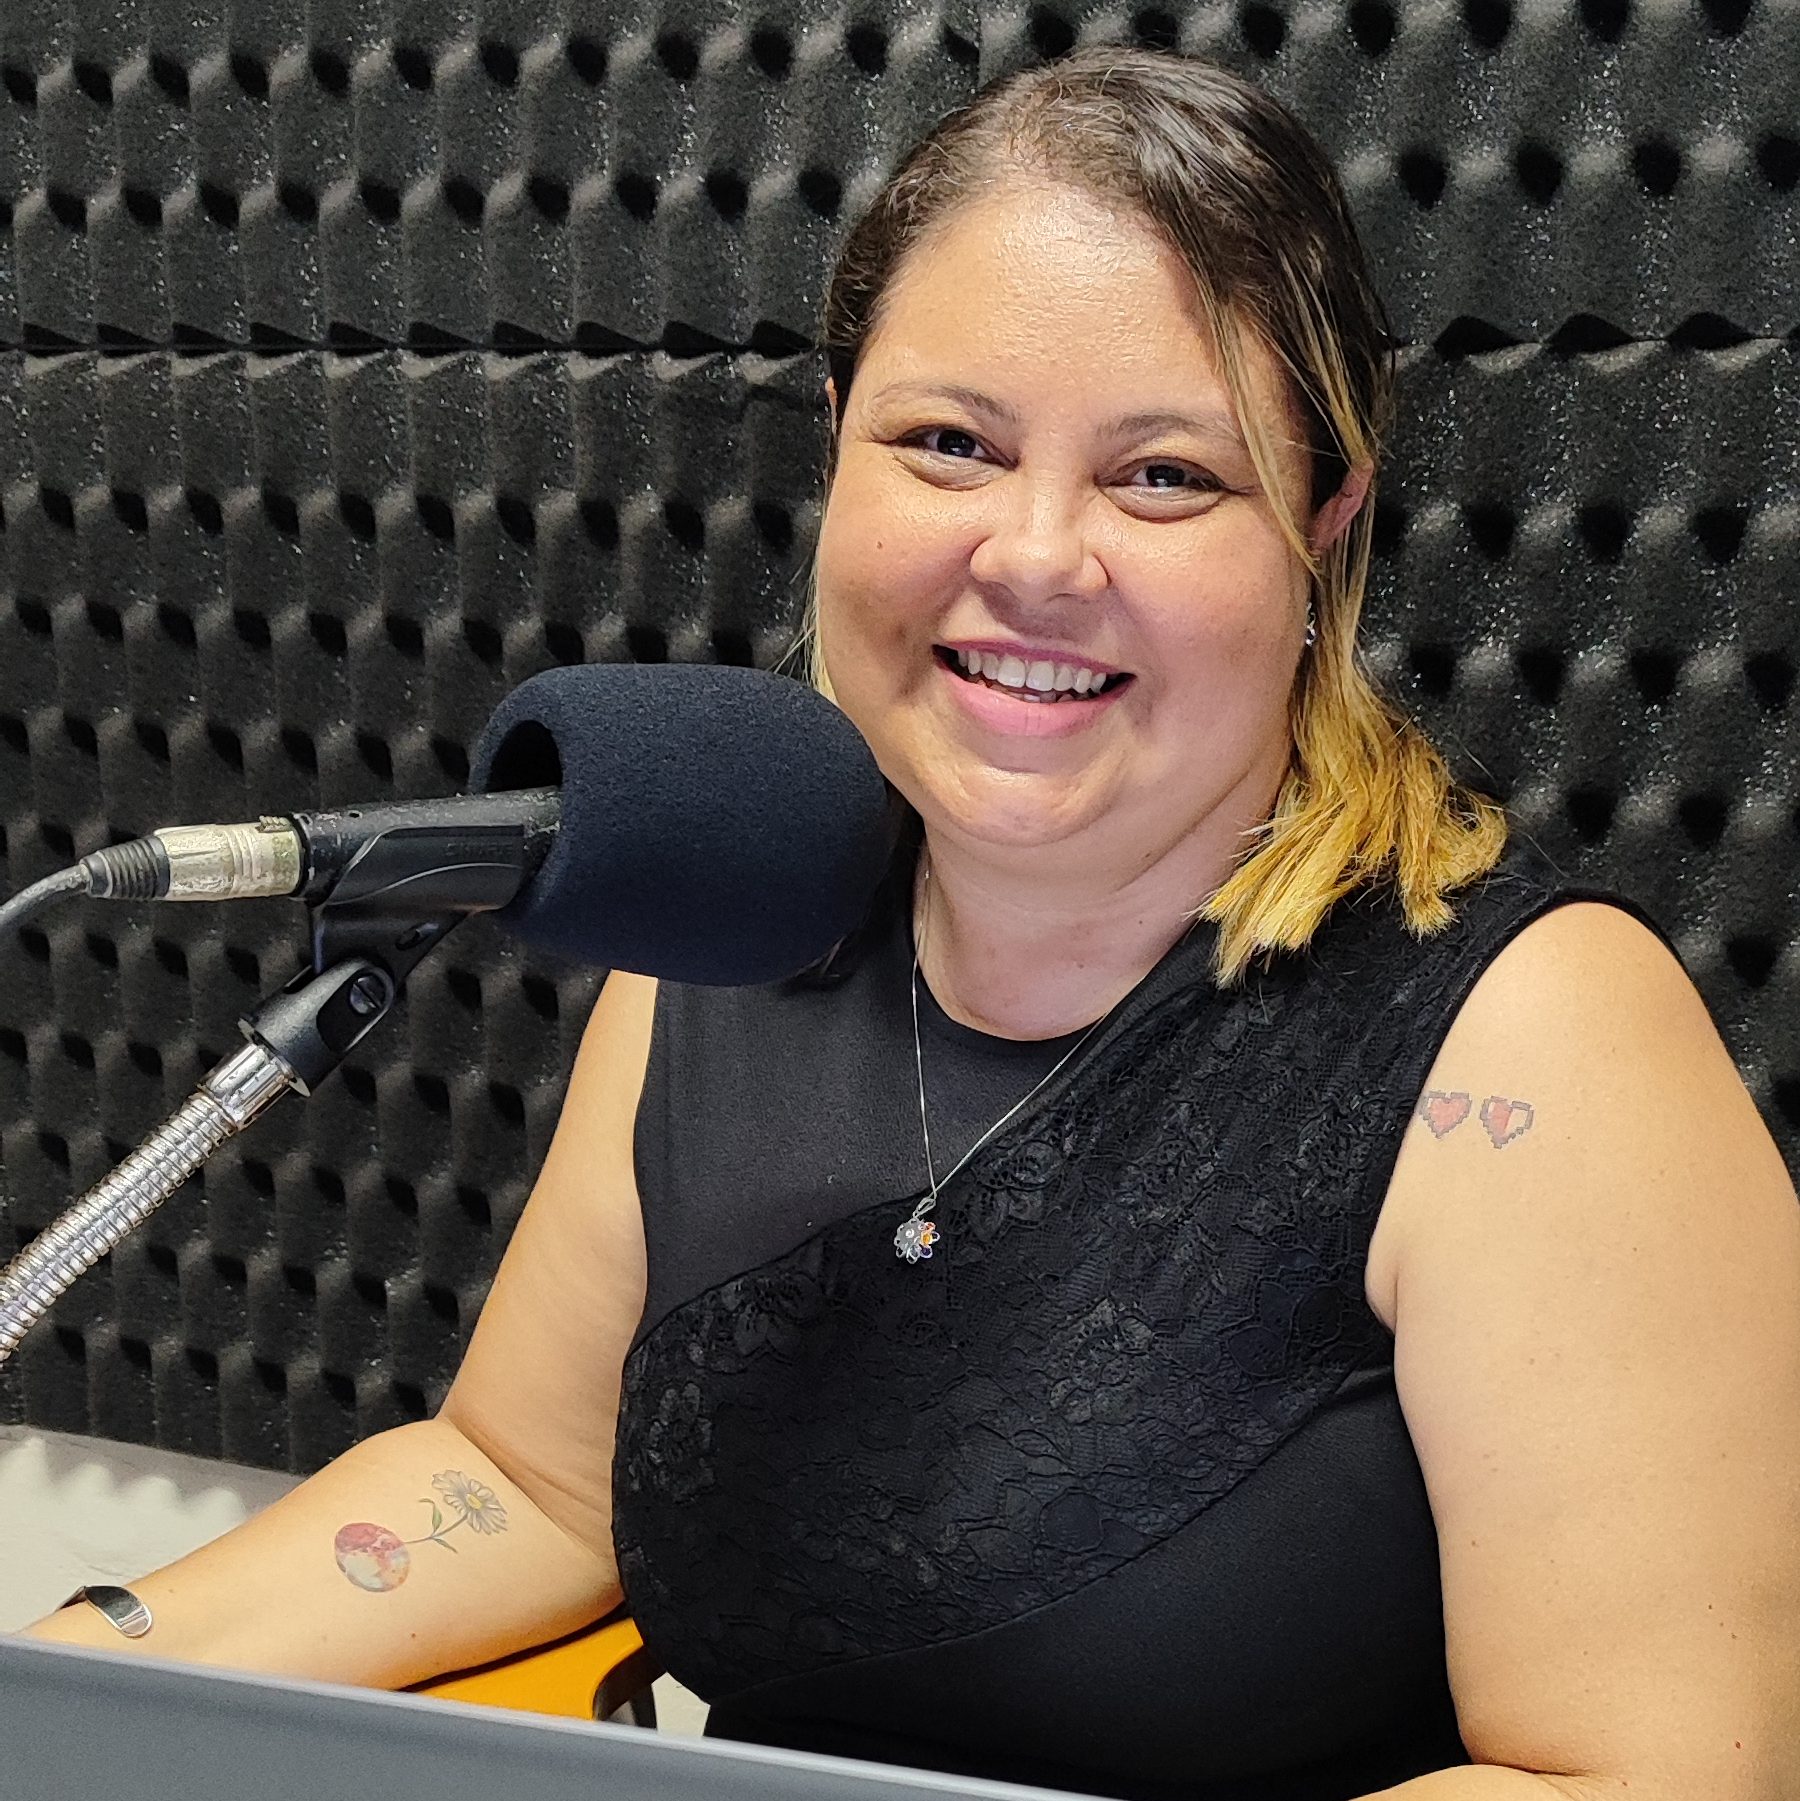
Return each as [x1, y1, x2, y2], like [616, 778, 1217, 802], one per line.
[1303, 607, 1317, 648]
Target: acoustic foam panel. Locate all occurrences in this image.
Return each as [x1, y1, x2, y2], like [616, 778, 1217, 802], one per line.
[0, 1, 1795, 1473]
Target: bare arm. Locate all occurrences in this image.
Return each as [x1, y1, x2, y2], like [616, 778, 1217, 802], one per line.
[17, 968, 659, 1692]
[17, 1414, 617, 1689]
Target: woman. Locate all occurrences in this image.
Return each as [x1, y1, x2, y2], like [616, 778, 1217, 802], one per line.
[23, 45, 1799, 1801]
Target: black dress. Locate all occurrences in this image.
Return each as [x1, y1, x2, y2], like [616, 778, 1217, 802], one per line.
[612, 832, 1676, 1800]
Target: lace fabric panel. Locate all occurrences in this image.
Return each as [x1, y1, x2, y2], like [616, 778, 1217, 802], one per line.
[614, 913, 1418, 1701]
[611, 854, 1648, 1705]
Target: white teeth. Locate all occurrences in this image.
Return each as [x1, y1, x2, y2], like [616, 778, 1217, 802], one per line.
[945, 649, 1122, 696]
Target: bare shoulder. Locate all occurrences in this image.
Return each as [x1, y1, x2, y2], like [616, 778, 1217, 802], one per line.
[1363, 897, 1800, 1793]
[1424, 897, 1715, 1070]
[1364, 898, 1753, 1330]
[1373, 891, 1800, 1350]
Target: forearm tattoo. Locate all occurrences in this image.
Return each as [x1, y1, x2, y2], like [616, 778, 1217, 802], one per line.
[333, 1470, 511, 1593]
[1415, 1089, 1536, 1148]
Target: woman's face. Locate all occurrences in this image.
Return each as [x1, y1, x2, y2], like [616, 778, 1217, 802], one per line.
[814, 179, 1334, 873]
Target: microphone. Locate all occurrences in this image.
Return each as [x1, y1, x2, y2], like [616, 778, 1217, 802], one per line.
[0, 665, 900, 1373]
[35, 664, 898, 986]
[73, 791, 562, 910]
[469, 662, 900, 984]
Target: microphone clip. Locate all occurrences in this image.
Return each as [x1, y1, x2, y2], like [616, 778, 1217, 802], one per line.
[294, 788, 559, 977]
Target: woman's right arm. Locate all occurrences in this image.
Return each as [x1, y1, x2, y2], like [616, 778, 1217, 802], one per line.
[16, 968, 660, 1694]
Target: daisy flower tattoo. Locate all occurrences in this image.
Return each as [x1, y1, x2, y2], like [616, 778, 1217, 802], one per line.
[332, 1469, 511, 1593]
[432, 1470, 509, 1536]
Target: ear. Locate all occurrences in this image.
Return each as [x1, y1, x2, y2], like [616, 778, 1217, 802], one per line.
[824, 375, 839, 424]
[1308, 461, 1374, 556]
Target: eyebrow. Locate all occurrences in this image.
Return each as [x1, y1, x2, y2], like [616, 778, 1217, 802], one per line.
[869, 380, 1247, 449]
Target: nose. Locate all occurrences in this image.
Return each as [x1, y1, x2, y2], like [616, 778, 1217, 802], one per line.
[966, 471, 1110, 606]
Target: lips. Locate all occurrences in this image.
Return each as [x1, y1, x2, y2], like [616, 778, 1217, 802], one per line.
[932, 645, 1134, 738]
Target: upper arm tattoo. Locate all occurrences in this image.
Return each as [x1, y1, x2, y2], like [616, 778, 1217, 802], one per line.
[1415, 1089, 1536, 1149]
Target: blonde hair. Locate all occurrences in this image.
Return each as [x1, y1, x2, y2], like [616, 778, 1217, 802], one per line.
[789, 46, 1506, 986]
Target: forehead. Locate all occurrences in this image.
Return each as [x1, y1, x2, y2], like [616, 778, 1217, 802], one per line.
[860, 179, 1292, 427]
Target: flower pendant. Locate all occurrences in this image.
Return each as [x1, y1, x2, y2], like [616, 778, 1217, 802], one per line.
[894, 1211, 940, 1263]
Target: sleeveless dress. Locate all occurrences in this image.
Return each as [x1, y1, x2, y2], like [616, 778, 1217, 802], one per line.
[612, 830, 1678, 1800]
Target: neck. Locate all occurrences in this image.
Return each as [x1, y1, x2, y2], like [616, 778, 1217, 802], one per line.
[913, 780, 1277, 1041]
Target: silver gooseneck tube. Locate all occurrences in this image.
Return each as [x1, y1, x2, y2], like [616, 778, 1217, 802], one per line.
[0, 1042, 296, 1369]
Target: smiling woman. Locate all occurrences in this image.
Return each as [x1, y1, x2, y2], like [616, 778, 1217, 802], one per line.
[22, 42, 1796, 1801]
[812, 175, 1343, 999]
[607, 44, 1800, 1801]
[797, 51, 1509, 1030]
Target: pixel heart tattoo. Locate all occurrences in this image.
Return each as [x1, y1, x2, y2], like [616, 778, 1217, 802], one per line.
[333, 1469, 510, 1593]
[1480, 1095, 1535, 1148]
[1416, 1091, 1538, 1148]
[1416, 1090, 1473, 1137]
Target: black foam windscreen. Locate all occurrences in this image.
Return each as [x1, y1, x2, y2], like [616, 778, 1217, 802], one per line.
[469, 663, 897, 983]
[0, 6, 1793, 1475]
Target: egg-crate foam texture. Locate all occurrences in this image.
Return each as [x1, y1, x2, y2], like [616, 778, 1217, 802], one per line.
[0, 3, 1796, 1473]
[0, 1, 1795, 345]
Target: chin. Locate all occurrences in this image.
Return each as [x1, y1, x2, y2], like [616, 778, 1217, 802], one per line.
[910, 774, 1105, 854]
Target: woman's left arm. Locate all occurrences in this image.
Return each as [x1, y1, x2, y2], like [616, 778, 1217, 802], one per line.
[1359, 900, 1800, 1801]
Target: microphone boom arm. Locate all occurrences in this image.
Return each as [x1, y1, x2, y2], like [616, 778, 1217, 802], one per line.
[0, 1036, 295, 1366]
[0, 888, 470, 1371]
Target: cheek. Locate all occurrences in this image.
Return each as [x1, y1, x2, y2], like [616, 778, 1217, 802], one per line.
[1124, 543, 1301, 732]
[1131, 530, 1291, 649]
[816, 458, 968, 646]
[1179, 588, 1288, 664]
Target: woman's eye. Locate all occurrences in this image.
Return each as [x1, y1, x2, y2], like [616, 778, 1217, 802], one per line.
[1131, 462, 1220, 493]
[905, 426, 986, 460]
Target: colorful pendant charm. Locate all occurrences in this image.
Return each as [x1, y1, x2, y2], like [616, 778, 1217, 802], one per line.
[894, 1200, 940, 1263]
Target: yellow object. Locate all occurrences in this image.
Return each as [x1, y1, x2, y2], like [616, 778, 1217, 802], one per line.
[411, 1611, 662, 1722]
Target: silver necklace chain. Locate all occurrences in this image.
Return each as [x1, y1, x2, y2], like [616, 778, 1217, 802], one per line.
[895, 858, 1111, 1264]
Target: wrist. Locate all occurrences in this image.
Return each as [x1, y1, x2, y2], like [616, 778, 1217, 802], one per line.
[19, 1583, 152, 1648]
[18, 1604, 111, 1648]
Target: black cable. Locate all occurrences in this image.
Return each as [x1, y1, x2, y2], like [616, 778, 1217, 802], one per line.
[0, 865, 88, 942]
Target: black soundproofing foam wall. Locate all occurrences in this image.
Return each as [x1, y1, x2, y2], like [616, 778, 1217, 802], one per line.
[1, 3, 1795, 1473]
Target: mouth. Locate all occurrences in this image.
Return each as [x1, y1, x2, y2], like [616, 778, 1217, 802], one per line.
[932, 645, 1135, 704]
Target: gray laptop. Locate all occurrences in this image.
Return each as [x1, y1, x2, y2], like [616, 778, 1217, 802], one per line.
[0, 1637, 1104, 1801]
